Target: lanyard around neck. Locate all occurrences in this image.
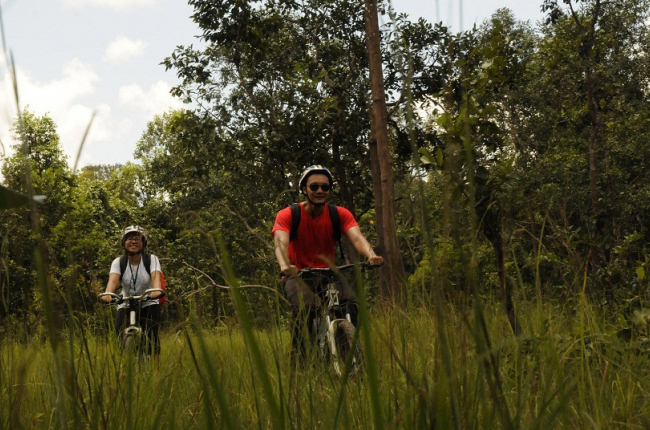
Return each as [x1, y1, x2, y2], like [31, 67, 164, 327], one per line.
[128, 260, 140, 293]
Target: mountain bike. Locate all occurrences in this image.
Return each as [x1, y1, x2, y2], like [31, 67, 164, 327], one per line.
[98, 288, 165, 356]
[285, 262, 379, 377]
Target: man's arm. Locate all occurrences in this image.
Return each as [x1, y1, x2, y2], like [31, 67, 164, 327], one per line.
[345, 226, 384, 265]
[274, 230, 298, 276]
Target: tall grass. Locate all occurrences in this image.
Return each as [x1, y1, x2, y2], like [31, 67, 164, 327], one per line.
[2, 293, 650, 428]
[3, 3, 650, 429]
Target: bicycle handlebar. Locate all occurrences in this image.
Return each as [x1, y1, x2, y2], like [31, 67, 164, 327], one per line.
[280, 262, 382, 278]
[98, 288, 165, 304]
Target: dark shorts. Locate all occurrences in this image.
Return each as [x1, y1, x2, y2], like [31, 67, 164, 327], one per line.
[284, 273, 359, 359]
[283, 275, 357, 315]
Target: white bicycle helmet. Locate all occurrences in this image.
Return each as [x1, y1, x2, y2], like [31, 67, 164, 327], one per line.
[299, 165, 333, 192]
[121, 225, 147, 249]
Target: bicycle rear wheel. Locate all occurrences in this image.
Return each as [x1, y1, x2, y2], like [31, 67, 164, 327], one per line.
[335, 320, 364, 377]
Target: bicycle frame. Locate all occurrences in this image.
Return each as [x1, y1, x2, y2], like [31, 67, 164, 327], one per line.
[319, 279, 353, 375]
[98, 288, 164, 355]
[292, 263, 376, 377]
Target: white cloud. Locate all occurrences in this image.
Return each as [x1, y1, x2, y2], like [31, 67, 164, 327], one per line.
[118, 80, 183, 116]
[0, 58, 108, 166]
[0, 65, 185, 169]
[60, 0, 156, 11]
[29, 59, 99, 108]
[103, 36, 147, 65]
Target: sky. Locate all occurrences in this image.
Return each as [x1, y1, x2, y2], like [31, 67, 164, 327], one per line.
[0, 0, 545, 171]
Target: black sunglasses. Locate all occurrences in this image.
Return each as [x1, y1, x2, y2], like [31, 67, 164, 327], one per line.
[308, 183, 331, 192]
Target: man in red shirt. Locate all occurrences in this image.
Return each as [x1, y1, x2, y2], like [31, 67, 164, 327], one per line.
[272, 165, 383, 364]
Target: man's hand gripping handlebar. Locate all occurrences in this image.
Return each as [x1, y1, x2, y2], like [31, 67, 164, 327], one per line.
[280, 261, 383, 278]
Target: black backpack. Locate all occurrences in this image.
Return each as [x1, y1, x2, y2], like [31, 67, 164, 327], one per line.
[119, 253, 167, 304]
[289, 203, 344, 259]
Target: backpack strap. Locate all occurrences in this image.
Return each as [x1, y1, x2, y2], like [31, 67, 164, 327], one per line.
[328, 203, 345, 261]
[119, 253, 152, 279]
[328, 203, 341, 242]
[142, 253, 152, 277]
[289, 204, 301, 242]
[119, 255, 128, 281]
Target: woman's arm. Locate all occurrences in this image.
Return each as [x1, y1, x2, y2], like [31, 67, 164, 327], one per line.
[149, 271, 163, 299]
[101, 273, 121, 303]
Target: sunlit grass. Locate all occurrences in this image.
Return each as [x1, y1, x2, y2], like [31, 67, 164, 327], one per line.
[2, 298, 650, 429]
[2, 2, 650, 429]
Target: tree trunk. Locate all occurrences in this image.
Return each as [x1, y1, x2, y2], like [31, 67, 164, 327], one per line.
[581, 0, 604, 268]
[479, 198, 522, 335]
[333, 120, 360, 264]
[492, 232, 522, 336]
[364, 0, 407, 304]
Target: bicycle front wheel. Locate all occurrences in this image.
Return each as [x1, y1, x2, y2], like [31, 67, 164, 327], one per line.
[124, 334, 136, 354]
[335, 320, 364, 378]
[123, 330, 144, 355]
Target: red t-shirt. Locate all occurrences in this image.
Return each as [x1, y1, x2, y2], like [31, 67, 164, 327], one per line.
[272, 203, 358, 269]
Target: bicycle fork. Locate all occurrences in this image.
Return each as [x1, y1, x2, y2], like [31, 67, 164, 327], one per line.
[124, 308, 143, 338]
[324, 283, 352, 375]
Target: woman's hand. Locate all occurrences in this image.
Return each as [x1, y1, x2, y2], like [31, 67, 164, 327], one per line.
[101, 293, 114, 304]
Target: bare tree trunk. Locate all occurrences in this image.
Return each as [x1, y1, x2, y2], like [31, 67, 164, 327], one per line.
[211, 283, 220, 324]
[364, 0, 406, 304]
[369, 140, 385, 258]
[493, 231, 522, 336]
[526, 198, 543, 301]
[478, 193, 521, 335]
[581, 0, 604, 268]
[332, 122, 355, 214]
[333, 121, 360, 263]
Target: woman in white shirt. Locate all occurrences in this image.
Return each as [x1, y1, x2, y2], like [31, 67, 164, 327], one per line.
[101, 225, 164, 357]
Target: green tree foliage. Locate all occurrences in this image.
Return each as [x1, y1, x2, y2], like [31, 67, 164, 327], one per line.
[408, 11, 537, 332]
[514, 0, 650, 294]
[409, 0, 650, 304]
[3, 1, 650, 335]
[3, 110, 74, 229]
[162, 0, 451, 213]
[0, 110, 151, 336]
[0, 110, 74, 331]
[158, 0, 467, 305]
[164, 0, 372, 210]
[135, 109, 278, 326]
[52, 167, 131, 323]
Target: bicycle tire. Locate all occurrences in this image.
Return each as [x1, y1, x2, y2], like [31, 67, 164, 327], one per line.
[124, 335, 135, 354]
[124, 332, 143, 356]
[335, 320, 364, 377]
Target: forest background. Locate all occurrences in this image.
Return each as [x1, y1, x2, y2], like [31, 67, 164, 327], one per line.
[3, 0, 650, 427]
[1, 0, 650, 371]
